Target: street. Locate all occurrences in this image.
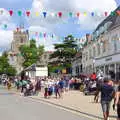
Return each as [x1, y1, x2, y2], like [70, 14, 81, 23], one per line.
[0, 87, 92, 120]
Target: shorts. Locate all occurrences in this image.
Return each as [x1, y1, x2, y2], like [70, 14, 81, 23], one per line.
[117, 104, 120, 118]
[101, 101, 111, 113]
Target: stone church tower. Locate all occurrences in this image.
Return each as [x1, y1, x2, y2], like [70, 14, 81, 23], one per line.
[8, 29, 29, 74]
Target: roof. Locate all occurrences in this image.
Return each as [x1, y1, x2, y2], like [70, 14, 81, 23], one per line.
[24, 64, 36, 71]
[94, 6, 120, 32]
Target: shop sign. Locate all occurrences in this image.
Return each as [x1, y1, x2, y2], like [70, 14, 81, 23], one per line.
[105, 57, 112, 61]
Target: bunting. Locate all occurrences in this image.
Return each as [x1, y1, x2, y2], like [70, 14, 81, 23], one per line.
[0, 9, 118, 18]
[58, 12, 62, 18]
[26, 11, 30, 17]
[43, 12, 47, 18]
[9, 10, 13, 16]
[4, 24, 7, 29]
[18, 10, 22, 16]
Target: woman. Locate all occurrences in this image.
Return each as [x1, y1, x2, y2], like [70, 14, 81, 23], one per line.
[115, 85, 120, 120]
[7, 80, 11, 90]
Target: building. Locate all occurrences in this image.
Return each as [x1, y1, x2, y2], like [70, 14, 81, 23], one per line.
[81, 6, 120, 79]
[24, 64, 48, 78]
[72, 51, 82, 76]
[24, 51, 53, 77]
[71, 34, 91, 76]
[37, 51, 53, 66]
[8, 29, 29, 74]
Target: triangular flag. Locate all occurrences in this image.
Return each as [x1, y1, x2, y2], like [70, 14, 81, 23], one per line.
[43, 12, 47, 18]
[35, 32, 38, 36]
[58, 12, 62, 18]
[9, 10, 13, 16]
[84, 12, 87, 16]
[35, 12, 39, 16]
[69, 12, 73, 17]
[91, 12, 94, 16]
[55, 13, 57, 17]
[18, 10, 22, 16]
[116, 10, 120, 16]
[76, 12, 80, 17]
[4, 24, 7, 29]
[110, 11, 115, 16]
[44, 33, 46, 38]
[39, 32, 42, 37]
[51, 34, 54, 38]
[104, 12, 108, 16]
[26, 11, 30, 17]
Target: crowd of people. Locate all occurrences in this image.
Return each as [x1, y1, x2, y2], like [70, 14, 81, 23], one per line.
[1, 70, 120, 120]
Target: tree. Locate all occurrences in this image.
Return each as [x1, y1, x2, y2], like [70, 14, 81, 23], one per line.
[0, 52, 17, 76]
[19, 39, 44, 68]
[50, 35, 77, 74]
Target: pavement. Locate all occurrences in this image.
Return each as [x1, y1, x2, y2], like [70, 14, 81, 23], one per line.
[0, 86, 91, 120]
[3, 85, 117, 120]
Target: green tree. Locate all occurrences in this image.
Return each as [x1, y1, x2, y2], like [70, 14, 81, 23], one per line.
[50, 35, 77, 73]
[19, 39, 44, 68]
[0, 52, 17, 76]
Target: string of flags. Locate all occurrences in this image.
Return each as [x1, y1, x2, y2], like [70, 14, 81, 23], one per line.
[0, 9, 120, 18]
[32, 32, 55, 39]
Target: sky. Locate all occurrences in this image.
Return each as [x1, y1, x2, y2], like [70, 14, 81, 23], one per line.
[0, 0, 119, 51]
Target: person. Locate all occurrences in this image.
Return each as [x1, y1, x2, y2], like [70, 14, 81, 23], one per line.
[55, 83, 61, 99]
[21, 79, 27, 93]
[94, 77, 115, 120]
[44, 81, 48, 98]
[115, 84, 120, 120]
[90, 72, 97, 81]
[7, 80, 11, 90]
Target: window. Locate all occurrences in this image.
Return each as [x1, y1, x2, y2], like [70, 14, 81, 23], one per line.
[20, 38, 24, 43]
[89, 49, 92, 59]
[86, 52, 88, 61]
[112, 35, 117, 52]
[97, 43, 100, 55]
[93, 47, 96, 57]
[103, 41, 106, 53]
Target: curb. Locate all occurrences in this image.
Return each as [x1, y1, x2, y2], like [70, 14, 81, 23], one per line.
[28, 96, 103, 120]
[9, 88, 103, 120]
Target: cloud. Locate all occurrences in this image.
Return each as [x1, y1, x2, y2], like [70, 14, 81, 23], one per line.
[0, 8, 15, 51]
[29, 26, 62, 51]
[28, 0, 117, 50]
[0, 30, 13, 49]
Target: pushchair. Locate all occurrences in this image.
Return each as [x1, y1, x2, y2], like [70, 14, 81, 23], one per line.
[24, 83, 34, 96]
[84, 81, 97, 95]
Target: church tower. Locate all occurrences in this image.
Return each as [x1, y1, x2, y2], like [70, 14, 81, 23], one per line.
[9, 28, 29, 74]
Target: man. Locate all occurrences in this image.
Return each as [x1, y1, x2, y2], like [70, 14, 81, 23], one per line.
[90, 72, 97, 81]
[94, 77, 114, 120]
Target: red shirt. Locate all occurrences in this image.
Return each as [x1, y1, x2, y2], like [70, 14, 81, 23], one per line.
[91, 74, 96, 80]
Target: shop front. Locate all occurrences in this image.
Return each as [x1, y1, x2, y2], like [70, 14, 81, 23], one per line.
[95, 52, 120, 80]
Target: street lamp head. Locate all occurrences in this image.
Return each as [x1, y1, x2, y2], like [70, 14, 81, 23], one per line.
[93, 59, 95, 63]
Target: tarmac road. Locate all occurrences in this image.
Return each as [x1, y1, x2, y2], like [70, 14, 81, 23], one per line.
[0, 87, 92, 120]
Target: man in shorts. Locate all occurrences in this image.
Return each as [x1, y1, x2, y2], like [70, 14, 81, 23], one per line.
[95, 77, 114, 120]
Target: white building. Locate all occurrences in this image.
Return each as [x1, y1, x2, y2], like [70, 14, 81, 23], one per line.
[82, 6, 120, 79]
[24, 64, 48, 78]
[72, 51, 82, 76]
